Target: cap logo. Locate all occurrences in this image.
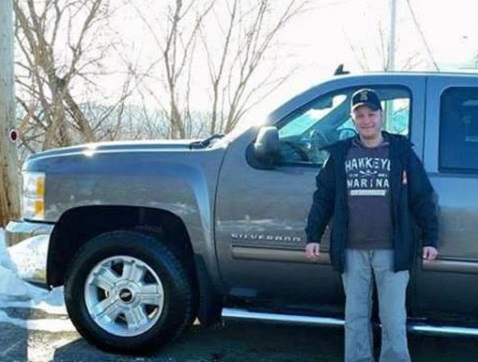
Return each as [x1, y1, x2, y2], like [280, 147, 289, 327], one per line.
[359, 90, 369, 101]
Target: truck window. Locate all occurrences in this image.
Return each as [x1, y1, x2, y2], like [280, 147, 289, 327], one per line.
[277, 86, 411, 165]
[439, 87, 478, 173]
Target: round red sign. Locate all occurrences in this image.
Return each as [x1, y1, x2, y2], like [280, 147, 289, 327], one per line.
[9, 129, 18, 143]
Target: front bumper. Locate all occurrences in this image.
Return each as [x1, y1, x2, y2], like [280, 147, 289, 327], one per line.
[5, 220, 54, 286]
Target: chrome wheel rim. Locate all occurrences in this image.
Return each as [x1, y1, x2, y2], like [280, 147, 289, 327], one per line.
[84, 256, 164, 337]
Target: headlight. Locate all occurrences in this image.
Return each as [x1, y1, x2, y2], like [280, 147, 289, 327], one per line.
[22, 172, 45, 220]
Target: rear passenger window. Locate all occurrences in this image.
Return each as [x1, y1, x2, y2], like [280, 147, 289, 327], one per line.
[440, 88, 478, 172]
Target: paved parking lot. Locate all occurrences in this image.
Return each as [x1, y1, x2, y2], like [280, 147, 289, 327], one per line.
[2, 304, 478, 362]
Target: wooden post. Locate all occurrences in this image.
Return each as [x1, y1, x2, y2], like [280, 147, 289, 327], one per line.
[0, 0, 21, 227]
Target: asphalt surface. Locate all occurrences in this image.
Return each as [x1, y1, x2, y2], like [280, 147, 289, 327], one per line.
[2, 306, 478, 362]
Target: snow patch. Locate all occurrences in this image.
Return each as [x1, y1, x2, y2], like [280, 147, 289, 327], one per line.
[0, 229, 50, 301]
[0, 265, 31, 299]
[8, 234, 49, 284]
[0, 229, 30, 300]
[1, 287, 67, 315]
[0, 228, 15, 269]
[0, 310, 76, 332]
[1, 229, 69, 329]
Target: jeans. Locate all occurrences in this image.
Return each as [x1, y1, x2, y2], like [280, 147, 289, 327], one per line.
[342, 249, 411, 362]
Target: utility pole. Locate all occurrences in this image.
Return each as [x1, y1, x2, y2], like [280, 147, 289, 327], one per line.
[388, 0, 397, 71]
[384, 0, 397, 131]
[0, 0, 20, 226]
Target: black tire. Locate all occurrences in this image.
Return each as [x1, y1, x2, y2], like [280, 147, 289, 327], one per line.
[64, 230, 194, 354]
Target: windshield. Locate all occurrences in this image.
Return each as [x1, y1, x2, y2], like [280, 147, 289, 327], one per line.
[279, 94, 347, 138]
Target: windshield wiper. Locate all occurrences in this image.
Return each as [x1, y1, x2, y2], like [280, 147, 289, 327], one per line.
[190, 133, 224, 149]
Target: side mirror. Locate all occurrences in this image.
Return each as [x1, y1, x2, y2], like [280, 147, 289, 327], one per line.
[253, 126, 280, 167]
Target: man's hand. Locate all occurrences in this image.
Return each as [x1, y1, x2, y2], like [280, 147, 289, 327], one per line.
[423, 246, 438, 260]
[305, 243, 320, 261]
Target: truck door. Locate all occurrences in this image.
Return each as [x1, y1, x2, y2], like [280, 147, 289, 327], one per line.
[215, 79, 425, 309]
[418, 77, 478, 320]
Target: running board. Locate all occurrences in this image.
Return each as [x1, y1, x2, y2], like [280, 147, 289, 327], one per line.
[221, 308, 478, 337]
[222, 308, 344, 327]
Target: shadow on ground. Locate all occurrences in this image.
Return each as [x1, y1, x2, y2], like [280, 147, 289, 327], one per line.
[51, 321, 478, 362]
[52, 322, 342, 362]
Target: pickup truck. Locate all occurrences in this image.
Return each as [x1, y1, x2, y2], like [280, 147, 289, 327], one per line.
[6, 71, 478, 354]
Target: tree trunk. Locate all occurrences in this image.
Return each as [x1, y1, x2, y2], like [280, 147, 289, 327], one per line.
[0, 0, 21, 226]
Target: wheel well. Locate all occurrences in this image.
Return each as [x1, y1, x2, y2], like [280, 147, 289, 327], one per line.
[47, 206, 194, 287]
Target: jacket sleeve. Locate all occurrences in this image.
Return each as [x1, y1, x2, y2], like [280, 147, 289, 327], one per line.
[305, 155, 336, 244]
[407, 150, 439, 248]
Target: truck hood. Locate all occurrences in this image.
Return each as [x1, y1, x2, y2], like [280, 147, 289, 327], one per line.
[27, 140, 199, 161]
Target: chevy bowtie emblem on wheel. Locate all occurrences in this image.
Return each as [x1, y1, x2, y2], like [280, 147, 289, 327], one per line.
[119, 289, 133, 303]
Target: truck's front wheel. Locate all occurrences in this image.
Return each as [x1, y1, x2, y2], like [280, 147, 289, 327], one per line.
[64, 231, 194, 354]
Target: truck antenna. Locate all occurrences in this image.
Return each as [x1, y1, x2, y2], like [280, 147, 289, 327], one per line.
[334, 64, 350, 76]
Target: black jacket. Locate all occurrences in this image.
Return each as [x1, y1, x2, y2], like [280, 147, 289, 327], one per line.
[305, 132, 438, 273]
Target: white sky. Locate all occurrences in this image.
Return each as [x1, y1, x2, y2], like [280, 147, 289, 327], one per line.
[40, 0, 478, 127]
[243, 0, 478, 121]
[272, 0, 478, 104]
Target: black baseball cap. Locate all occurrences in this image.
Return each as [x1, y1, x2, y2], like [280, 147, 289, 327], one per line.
[351, 88, 382, 111]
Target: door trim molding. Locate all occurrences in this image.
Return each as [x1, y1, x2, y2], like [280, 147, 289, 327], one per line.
[423, 258, 478, 274]
[231, 246, 331, 264]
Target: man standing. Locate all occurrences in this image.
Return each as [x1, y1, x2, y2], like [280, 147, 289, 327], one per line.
[305, 88, 438, 362]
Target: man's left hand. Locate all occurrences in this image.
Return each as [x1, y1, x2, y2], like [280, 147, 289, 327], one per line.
[423, 246, 438, 260]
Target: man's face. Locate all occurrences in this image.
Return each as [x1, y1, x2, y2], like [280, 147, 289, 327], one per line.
[351, 105, 383, 140]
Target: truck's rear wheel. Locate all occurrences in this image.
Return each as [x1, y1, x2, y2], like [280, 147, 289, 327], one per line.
[64, 231, 194, 354]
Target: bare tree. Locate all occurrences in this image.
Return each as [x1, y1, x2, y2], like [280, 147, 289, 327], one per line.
[14, 0, 136, 153]
[131, 0, 308, 138]
[202, 0, 306, 134]
[345, 27, 426, 72]
[343, 3, 433, 72]
[0, 0, 20, 226]
[129, 0, 216, 139]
